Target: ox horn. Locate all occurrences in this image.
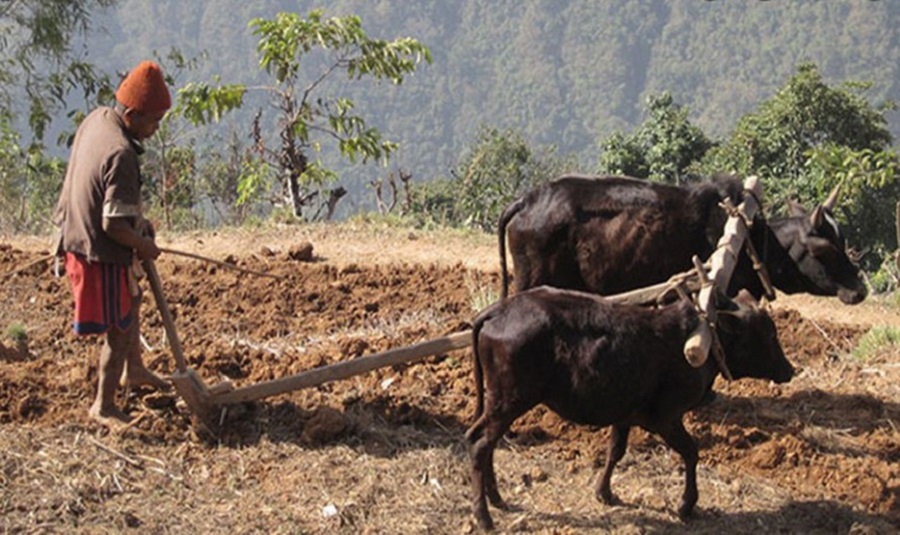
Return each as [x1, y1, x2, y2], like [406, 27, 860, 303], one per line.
[823, 183, 841, 211]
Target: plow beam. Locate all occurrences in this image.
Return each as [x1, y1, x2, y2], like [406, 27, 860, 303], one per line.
[212, 330, 472, 405]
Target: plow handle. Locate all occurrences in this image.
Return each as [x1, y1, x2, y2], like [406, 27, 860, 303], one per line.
[142, 259, 188, 373]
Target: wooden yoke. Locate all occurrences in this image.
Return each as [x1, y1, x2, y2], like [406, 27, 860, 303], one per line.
[683, 256, 715, 367]
[683, 175, 762, 368]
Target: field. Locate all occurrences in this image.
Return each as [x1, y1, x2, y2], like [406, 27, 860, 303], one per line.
[1, 222, 898, 534]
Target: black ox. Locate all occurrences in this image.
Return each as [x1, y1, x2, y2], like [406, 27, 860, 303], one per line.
[466, 287, 793, 530]
[499, 174, 867, 304]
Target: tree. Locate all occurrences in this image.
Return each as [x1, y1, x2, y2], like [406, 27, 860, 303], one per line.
[0, 1, 116, 234]
[177, 9, 431, 221]
[0, 0, 118, 143]
[450, 125, 575, 231]
[0, 111, 65, 233]
[598, 92, 713, 184]
[700, 63, 894, 206]
[805, 144, 899, 270]
[698, 63, 897, 269]
[192, 130, 267, 227]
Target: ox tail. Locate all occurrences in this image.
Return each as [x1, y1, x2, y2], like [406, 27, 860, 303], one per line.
[470, 306, 494, 422]
[498, 197, 526, 299]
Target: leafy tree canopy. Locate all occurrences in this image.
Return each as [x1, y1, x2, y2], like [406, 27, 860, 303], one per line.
[700, 63, 894, 203]
[447, 124, 575, 231]
[0, 0, 117, 143]
[696, 63, 898, 268]
[176, 9, 432, 220]
[598, 92, 713, 184]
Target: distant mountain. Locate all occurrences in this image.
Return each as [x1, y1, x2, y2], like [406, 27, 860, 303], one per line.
[85, 0, 899, 210]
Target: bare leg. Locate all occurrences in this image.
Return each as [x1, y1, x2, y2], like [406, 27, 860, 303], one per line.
[596, 424, 630, 504]
[120, 297, 169, 390]
[89, 327, 131, 426]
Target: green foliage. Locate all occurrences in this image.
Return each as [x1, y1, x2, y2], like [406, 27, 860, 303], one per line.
[0, 112, 65, 233]
[452, 125, 575, 231]
[5, 323, 26, 342]
[695, 63, 897, 266]
[0, 1, 117, 143]
[185, 126, 278, 227]
[599, 92, 713, 184]
[404, 125, 576, 231]
[805, 144, 899, 267]
[175, 80, 245, 126]
[700, 63, 893, 205]
[852, 325, 900, 361]
[235, 157, 274, 209]
[0, 114, 25, 230]
[139, 49, 210, 231]
[176, 9, 431, 221]
[407, 177, 460, 229]
[865, 249, 900, 295]
[597, 132, 649, 179]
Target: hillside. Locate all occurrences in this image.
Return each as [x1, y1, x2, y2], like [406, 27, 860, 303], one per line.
[74, 0, 900, 210]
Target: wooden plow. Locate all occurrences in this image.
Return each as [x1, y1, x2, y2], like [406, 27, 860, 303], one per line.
[151, 176, 767, 429]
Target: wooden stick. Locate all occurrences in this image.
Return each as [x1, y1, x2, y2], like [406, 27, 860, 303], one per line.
[1, 253, 53, 280]
[213, 330, 472, 404]
[143, 258, 217, 422]
[86, 435, 143, 467]
[142, 259, 188, 373]
[159, 247, 285, 281]
[606, 271, 702, 306]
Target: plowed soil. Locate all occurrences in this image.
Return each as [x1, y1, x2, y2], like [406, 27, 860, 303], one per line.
[1, 223, 897, 534]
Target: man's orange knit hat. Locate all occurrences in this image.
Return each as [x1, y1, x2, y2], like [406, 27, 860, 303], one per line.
[115, 60, 171, 115]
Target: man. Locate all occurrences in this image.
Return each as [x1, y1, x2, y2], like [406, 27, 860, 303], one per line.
[54, 60, 171, 427]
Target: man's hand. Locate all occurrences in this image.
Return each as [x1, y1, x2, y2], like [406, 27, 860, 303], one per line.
[135, 237, 161, 260]
[134, 217, 160, 260]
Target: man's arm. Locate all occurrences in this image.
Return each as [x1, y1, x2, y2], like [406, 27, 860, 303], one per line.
[103, 217, 160, 260]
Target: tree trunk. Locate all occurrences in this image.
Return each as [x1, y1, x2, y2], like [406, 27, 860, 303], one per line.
[287, 171, 303, 218]
[895, 201, 900, 271]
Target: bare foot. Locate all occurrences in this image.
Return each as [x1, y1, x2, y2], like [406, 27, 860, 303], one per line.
[121, 367, 171, 390]
[88, 403, 132, 428]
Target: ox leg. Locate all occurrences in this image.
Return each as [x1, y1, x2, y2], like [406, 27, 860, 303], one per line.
[466, 413, 514, 530]
[596, 424, 630, 505]
[656, 419, 699, 519]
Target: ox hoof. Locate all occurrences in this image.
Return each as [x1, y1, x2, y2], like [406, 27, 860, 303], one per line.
[596, 488, 619, 506]
[677, 503, 696, 520]
[475, 514, 494, 532]
[495, 500, 522, 513]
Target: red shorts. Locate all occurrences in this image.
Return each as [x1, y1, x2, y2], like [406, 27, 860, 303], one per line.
[65, 253, 134, 335]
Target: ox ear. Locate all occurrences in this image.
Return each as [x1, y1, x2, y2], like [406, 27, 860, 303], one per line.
[733, 288, 760, 311]
[717, 289, 758, 334]
[787, 199, 807, 218]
